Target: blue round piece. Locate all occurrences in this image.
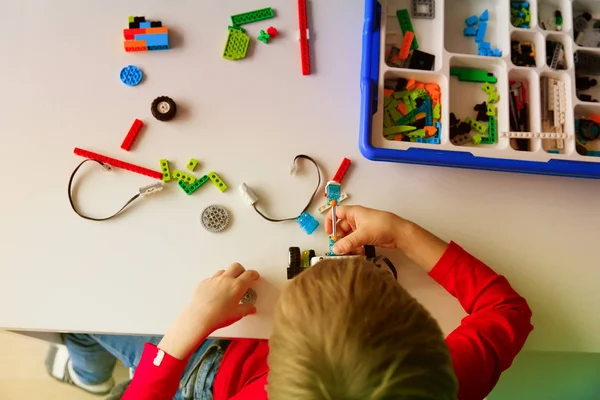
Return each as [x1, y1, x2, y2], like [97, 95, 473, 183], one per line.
[120, 65, 143, 86]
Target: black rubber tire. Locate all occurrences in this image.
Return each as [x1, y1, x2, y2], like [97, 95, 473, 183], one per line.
[151, 96, 177, 121]
[364, 245, 376, 260]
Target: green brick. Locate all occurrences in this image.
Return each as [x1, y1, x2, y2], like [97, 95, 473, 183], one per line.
[187, 158, 199, 172]
[480, 116, 498, 144]
[231, 7, 274, 26]
[486, 104, 497, 117]
[384, 110, 395, 128]
[407, 129, 426, 138]
[450, 67, 497, 83]
[465, 117, 488, 135]
[384, 125, 417, 137]
[433, 102, 441, 119]
[384, 96, 392, 107]
[472, 133, 482, 145]
[481, 82, 494, 94]
[228, 25, 246, 33]
[128, 16, 135, 23]
[160, 159, 171, 182]
[396, 9, 419, 50]
[223, 28, 249, 61]
[179, 174, 209, 195]
[208, 171, 228, 192]
[172, 170, 196, 185]
[409, 89, 428, 100]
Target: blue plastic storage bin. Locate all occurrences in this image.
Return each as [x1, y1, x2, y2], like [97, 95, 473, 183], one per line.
[359, 0, 600, 179]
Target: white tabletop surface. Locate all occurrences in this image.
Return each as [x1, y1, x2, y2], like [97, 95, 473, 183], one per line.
[0, 0, 598, 353]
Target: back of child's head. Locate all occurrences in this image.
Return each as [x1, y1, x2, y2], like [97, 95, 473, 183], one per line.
[267, 257, 458, 400]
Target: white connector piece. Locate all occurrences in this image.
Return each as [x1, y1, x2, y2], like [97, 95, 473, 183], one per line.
[500, 132, 568, 139]
[139, 182, 164, 197]
[239, 183, 259, 205]
[318, 192, 348, 213]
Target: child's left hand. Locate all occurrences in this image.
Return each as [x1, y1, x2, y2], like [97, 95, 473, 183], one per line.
[159, 263, 260, 360]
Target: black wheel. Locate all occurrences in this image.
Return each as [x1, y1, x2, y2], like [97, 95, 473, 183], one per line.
[308, 250, 315, 260]
[364, 245, 376, 260]
[151, 96, 177, 121]
[288, 247, 302, 280]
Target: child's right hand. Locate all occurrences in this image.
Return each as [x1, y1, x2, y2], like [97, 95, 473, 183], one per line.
[325, 206, 410, 254]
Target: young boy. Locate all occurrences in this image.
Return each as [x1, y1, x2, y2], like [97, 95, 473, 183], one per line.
[47, 206, 533, 400]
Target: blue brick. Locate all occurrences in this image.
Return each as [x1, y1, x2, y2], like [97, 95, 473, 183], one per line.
[139, 21, 151, 28]
[465, 15, 478, 26]
[475, 22, 487, 42]
[296, 212, 319, 235]
[480, 10, 489, 22]
[491, 48, 502, 57]
[134, 33, 169, 47]
[464, 27, 477, 36]
[479, 41, 491, 49]
[325, 182, 341, 203]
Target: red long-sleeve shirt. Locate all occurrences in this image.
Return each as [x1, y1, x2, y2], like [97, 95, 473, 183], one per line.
[123, 242, 533, 400]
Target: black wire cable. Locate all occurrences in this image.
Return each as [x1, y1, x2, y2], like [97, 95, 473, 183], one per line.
[252, 155, 322, 222]
[68, 159, 141, 221]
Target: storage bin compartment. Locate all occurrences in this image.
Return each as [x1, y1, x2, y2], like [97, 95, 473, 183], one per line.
[573, 0, 600, 47]
[574, 103, 600, 157]
[538, 0, 572, 32]
[575, 50, 600, 103]
[444, 0, 509, 57]
[545, 33, 573, 70]
[508, 68, 541, 152]
[511, 30, 545, 68]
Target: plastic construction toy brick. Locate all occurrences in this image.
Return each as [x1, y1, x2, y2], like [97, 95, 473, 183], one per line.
[187, 158, 199, 172]
[326, 181, 342, 204]
[223, 28, 250, 61]
[465, 117, 488, 135]
[332, 158, 351, 183]
[412, 0, 434, 19]
[464, 27, 477, 37]
[266, 27, 278, 37]
[465, 15, 478, 26]
[258, 30, 270, 44]
[318, 192, 348, 213]
[510, 3, 529, 28]
[208, 171, 228, 192]
[480, 9, 489, 22]
[475, 22, 487, 43]
[409, 49, 435, 71]
[450, 68, 497, 83]
[160, 159, 171, 182]
[179, 174, 209, 195]
[399, 31, 414, 62]
[172, 170, 197, 185]
[123, 17, 169, 52]
[73, 148, 163, 180]
[230, 7, 275, 26]
[120, 65, 143, 86]
[396, 9, 419, 50]
[296, 212, 319, 235]
[121, 119, 144, 151]
[298, 0, 311, 75]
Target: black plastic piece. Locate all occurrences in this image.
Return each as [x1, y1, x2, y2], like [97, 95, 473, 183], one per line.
[409, 50, 435, 71]
[449, 113, 459, 127]
[133, 16, 146, 23]
[576, 76, 598, 91]
[287, 247, 302, 280]
[576, 144, 588, 155]
[150, 21, 162, 28]
[364, 245, 376, 260]
[151, 96, 177, 121]
[474, 102, 490, 122]
[129, 22, 140, 29]
[395, 78, 408, 91]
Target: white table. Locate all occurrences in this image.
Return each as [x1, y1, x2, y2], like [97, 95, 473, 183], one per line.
[0, 0, 598, 353]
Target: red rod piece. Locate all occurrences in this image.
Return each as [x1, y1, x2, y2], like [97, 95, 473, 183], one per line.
[73, 147, 163, 180]
[121, 119, 144, 151]
[298, 0, 311, 75]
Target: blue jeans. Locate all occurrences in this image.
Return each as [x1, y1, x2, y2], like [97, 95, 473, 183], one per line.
[64, 334, 229, 400]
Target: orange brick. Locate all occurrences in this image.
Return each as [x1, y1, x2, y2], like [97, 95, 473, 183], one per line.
[397, 103, 408, 115]
[415, 83, 425, 90]
[415, 112, 426, 120]
[588, 115, 600, 124]
[384, 89, 394, 97]
[124, 40, 147, 52]
[406, 79, 416, 90]
[145, 27, 169, 34]
[393, 134, 404, 141]
[399, 31, 414, 61]
[424, 126, 437, 136]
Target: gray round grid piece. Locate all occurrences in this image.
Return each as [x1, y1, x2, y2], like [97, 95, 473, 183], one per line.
[200, 205, 230, 233]
[241, 288, 257, 305]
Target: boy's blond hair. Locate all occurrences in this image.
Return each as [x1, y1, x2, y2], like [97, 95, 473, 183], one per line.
[268, 257, 458, 400]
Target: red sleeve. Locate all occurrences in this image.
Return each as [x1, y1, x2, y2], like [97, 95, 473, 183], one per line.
[429, 242, 533, 400]
[122, 343, 187, 400]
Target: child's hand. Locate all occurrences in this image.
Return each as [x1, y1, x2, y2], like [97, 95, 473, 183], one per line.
[159, 263, 260, 359]
[325, 205, 409, 254]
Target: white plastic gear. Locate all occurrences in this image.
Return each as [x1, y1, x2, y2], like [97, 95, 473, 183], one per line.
[200, 205, 230, 233]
